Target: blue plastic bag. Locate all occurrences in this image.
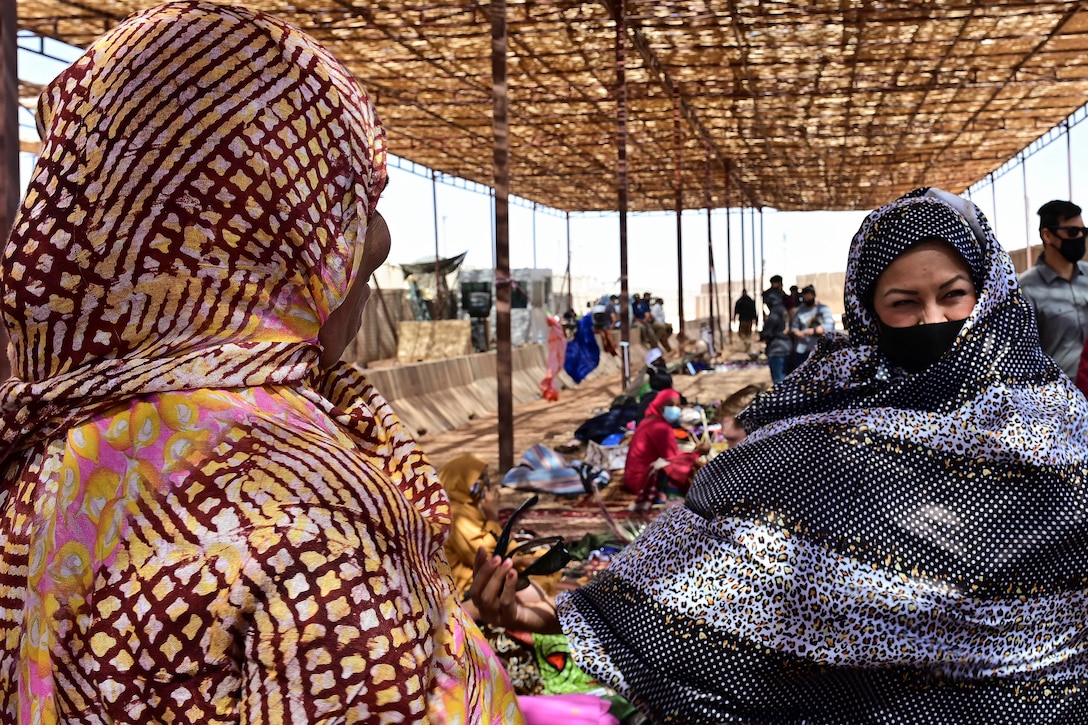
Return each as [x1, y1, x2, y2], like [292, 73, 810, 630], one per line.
[563, 314, 600, 383]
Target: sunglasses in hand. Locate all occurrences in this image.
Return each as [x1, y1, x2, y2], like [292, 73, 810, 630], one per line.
[492, 494, 571, 590]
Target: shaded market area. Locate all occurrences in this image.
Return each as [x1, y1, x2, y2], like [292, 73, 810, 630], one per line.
[4, 3, 1088, 722]
[16, 0, 1088, 212]
[7, 2, 1088, 469]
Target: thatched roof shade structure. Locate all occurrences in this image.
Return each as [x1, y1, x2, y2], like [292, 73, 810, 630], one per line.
[16, 1, 1088, 213]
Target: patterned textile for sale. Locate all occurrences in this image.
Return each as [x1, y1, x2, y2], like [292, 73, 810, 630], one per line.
[0, 3, 521, 724]
[557, 188, 1088, 723]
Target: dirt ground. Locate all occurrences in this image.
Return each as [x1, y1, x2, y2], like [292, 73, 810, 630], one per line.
[420, 343, 772, 474]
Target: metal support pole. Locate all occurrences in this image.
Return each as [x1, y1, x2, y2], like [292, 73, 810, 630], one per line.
[1021, 153, 1030, 254]
[673, 86, 685, 338]
[0, 2, 17, 381]
[749, 207, 757, 302]
[564, 211, 573, 313]
[990, 173, 998, 230]
[723, 160, 732, 345]
[532, 201, 538, 269]
[705, 151, 716, 354]
[1067, 120, 1074, 201]
[758, 207, 765, 326]
[431, 170, 442, 318]
[491, 0, 514, 473]
[615, 0, 631, 385]
[739, 206, 746, 302]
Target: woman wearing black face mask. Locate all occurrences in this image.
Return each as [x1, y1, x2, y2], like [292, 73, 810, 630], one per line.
[473, 187, 1088, 724]
[871, 240, 976, 372]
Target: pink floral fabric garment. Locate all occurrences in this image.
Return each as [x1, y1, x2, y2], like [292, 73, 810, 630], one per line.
[0, 3, 521, 723]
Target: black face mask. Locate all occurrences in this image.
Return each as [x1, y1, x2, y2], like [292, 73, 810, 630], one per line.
[877, 319, 966, 373]
[1057, 236, 1087, 264]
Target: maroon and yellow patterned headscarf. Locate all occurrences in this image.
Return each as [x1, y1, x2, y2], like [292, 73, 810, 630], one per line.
[1, 1, 387, 458]
[0, 4, 521, 723]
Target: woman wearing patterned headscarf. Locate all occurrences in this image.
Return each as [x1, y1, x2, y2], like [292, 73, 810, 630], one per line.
[0, 3, 522, 723]
[473, 188, 1088, 723]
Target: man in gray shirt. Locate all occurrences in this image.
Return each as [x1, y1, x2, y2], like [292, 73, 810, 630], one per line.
[1019, 199, 1088, 379]
[789, 284, 835, 372]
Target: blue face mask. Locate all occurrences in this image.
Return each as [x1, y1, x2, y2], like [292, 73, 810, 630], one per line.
[662, 405, 682, 424]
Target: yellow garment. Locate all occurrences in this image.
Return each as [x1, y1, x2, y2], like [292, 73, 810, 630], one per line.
[440, 455, 502, 596]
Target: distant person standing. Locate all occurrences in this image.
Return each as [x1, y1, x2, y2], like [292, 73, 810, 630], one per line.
[764, 274, 786, 305]
[1019, 200, 1088, 379]
[649, 296, 673, 352]
[760, 288, 791, 383]
[733, 289, 758, 354]
[786, 284, 801, 323]
[789, 284, 834, 371]
[763, 275, 797, 326]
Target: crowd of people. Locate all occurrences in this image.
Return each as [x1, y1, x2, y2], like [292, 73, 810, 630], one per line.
[585, 291, 675, 353]
[757, 276, 837, 383]
[757, 197, 1088, 397]
[1, 3, 1088, 724]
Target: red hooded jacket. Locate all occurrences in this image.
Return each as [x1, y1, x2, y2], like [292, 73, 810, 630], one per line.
[622, 388, 701, 495]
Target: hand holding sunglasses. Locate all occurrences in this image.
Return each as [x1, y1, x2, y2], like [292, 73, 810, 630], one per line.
[492, 494, 571, 590]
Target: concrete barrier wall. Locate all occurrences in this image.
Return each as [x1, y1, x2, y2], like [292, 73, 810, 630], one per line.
[796, 272, 846, 319]
[358, 336, 648, 438]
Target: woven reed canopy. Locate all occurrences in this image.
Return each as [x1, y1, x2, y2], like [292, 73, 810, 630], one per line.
[17, 1, 1088, 212]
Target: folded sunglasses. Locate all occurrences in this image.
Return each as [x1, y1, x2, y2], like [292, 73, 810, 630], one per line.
[492, 494, 571, 590]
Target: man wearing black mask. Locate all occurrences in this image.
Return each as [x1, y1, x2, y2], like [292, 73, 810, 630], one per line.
[788, 284, 834, 372]
[1019, 199, 1088, 379]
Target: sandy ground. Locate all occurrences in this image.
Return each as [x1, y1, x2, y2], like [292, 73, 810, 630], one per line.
[419, 343, 772, 474]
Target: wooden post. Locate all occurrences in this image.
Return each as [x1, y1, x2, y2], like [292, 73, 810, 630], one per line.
[491, 0, 514, 473]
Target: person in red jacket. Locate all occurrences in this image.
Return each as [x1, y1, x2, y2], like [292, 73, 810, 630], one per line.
[623, 388, 705, 509]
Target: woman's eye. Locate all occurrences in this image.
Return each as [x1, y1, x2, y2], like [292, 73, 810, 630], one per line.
[943, 289, 968, 300]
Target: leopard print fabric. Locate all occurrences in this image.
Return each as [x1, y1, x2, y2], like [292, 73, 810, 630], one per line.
[0, 4, 521, 723]
[558, 189, 1088, 723]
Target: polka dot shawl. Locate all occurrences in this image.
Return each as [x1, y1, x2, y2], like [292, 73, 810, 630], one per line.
[557, 189, 1088, 724]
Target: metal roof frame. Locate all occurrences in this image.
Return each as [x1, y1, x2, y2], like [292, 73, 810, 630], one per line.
[15, 1, 1088, 213]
